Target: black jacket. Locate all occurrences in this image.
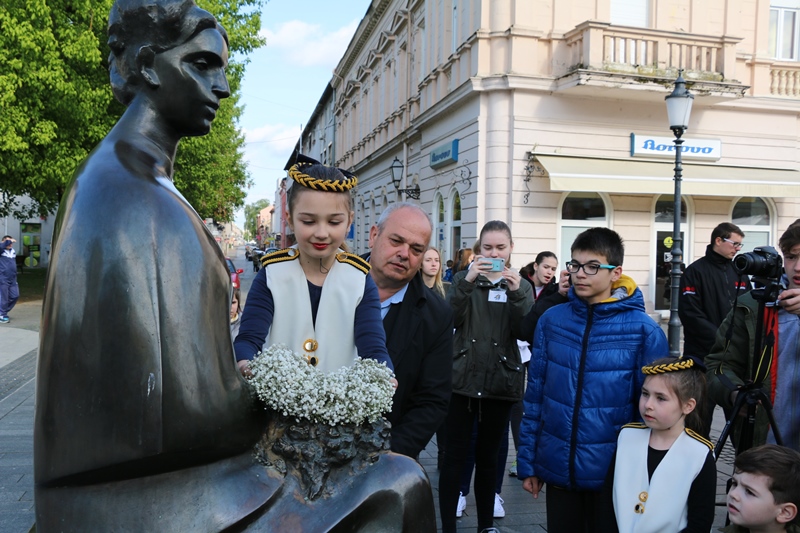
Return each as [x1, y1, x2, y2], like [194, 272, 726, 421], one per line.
[679, 244, 751, 358]
[382, 274, 453, 458]
[520, 288, 568, 347]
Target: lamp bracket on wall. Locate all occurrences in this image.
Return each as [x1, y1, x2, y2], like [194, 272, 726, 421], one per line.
[431, 159, 472, 191]
[523, 152, 544, 205]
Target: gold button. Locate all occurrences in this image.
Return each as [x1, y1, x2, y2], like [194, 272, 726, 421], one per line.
[638, 491, 648, 503]
[307, 355, 319, 367]
[303, 339, 318, 352]
[634, 503, 645, 514]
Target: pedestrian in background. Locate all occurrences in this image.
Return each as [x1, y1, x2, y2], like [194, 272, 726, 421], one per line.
[230, 288, 242, 339]
[420, 246, 446, 298]
[0, 236, 19, 324]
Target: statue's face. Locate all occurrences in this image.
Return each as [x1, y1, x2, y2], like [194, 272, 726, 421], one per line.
[150, 27, 230, 136]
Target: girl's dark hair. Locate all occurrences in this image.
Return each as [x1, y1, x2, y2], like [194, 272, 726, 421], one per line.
[535, 251, 557, 265]
[478, 220, 512, 246]
[522, 251, 558, 279]
[231, 288, 242, 314]
[644, 356, 707, 434]
[286, 164, 354, 216]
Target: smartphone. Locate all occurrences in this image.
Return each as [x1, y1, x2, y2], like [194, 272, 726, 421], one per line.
[488, 258, 506, 271]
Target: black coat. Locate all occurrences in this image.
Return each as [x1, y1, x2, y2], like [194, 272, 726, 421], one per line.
[382, 274, 454, 458]
[679, 244, 751, 358]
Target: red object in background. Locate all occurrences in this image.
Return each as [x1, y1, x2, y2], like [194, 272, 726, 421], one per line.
[226, 257, 244, 289]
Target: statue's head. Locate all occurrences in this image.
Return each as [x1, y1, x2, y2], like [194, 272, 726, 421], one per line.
[108, 0, 230, 135]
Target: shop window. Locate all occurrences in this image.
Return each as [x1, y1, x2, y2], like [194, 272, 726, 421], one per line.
[450, 192, 462, 262]
[732, 197, 772, 250]
[560, 192, 608, 272]
[653, 195, 688, 312]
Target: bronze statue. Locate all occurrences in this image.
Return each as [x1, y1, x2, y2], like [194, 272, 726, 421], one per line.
[33, 1, 434, 531]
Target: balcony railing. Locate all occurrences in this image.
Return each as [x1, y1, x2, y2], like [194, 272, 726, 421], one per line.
[562, 21, 740, 80]
[770, 62, 800, 97]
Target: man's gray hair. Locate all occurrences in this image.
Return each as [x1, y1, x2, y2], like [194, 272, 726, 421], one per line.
[375, 202, 433, 234]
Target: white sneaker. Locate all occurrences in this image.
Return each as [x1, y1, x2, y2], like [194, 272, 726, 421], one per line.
[494, 493, 505, 518]
[456, 492, 467, 517]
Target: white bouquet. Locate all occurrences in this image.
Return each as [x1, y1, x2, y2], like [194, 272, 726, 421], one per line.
[247, 344, 394, 426]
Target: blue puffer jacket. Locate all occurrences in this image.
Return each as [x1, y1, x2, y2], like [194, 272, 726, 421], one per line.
[517, 275, 668, 490]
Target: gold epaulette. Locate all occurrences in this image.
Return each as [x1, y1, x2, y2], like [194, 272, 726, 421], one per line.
[335, 252, 370, 274]
[261, 248, 298, 267]
[622, 422, 648, 430]
[685, 428, 713, 450]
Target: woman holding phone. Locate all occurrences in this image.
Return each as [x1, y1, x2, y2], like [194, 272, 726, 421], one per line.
[439, 220, 533, 533]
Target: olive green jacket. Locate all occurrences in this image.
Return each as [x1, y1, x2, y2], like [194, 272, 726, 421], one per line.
[705, 292, 772, 448]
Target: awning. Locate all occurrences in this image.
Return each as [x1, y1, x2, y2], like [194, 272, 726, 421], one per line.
[534, 154, 800, 197]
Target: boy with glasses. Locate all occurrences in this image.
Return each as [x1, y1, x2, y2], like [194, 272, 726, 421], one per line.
[680, 222, 751, 435]
[518, 227, 668, 532]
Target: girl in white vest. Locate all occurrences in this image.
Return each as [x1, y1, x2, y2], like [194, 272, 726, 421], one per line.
[233, 155, 394, 378]
[604, 356, 717, 532]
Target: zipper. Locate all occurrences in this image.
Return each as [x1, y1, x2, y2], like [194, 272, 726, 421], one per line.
[569, 304, 594, 488]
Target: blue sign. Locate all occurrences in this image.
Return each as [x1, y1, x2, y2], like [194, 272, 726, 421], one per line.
[430, 139, 459, 169]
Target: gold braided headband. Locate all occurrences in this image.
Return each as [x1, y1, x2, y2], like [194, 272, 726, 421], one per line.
[288, 161, 358, 192]
[641, 358, 695, 375]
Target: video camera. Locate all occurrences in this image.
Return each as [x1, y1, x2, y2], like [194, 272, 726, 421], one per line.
[733, 245, 783, 304]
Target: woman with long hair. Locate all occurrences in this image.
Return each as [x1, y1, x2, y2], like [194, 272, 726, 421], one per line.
[439, 220, 533, 533]
[420, 247, 446, 298]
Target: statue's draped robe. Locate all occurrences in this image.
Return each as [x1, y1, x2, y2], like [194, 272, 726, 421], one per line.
[35, 135, 264, 484]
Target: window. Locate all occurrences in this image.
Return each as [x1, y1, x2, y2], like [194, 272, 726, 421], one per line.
[560, 192, 608, 273]
[653, 195, 687, 312]
[435, 193, 446, 253]
[733, 197, 772, 250]
[770, 2, 800, 60]
[450, 192, 462, 261]
[610, 0, 650, 27]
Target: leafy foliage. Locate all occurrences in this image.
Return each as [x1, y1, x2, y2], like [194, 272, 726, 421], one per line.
[0, 0, 266, 221]
[244, 198, 271, 239]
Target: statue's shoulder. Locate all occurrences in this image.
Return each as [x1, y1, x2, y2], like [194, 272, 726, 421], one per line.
[335, 252, 370, 275]
[261, 248, 298, 267]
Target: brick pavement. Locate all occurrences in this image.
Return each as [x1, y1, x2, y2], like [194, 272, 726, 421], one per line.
[0, 293, 736, 532]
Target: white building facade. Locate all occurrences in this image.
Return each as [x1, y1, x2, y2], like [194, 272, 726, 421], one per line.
[296, 0, 800, 314]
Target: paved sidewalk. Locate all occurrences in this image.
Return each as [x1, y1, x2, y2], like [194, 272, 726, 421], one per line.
[0, 297, 735, 532]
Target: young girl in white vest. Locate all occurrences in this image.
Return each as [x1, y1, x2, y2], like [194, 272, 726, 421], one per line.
[603, 356, 717, 532]
[233, 155, 394, 377]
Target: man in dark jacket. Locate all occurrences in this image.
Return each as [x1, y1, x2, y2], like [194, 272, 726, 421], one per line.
[367, 202, 453, 459]
[679, 222, 752, 359]
[0, 236, 19, 323]
[680, 222, 751, 437]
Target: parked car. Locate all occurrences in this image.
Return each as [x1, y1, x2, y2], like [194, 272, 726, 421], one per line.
[226, 257, 244, 289]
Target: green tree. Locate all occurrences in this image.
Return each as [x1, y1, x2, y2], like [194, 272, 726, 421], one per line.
[0, 0, 118, 219]
[244, 198, 271, 239]
[0, 0, 265, 221]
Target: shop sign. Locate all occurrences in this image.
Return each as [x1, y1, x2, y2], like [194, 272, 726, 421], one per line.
[430, 139, 459, 169]
[630, 134, 721, 161]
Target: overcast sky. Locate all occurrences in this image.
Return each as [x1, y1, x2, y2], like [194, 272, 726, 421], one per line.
[233, 0, 366, 228]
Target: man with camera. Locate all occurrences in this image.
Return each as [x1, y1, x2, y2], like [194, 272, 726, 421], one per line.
[706, 219, 800, 453]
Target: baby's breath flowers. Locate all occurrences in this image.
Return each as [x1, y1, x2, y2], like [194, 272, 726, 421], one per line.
[247, 344, 394, 426]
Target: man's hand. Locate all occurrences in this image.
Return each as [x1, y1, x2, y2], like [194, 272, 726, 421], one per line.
[778, 288, 800, 315]
[522, 476, 544, 498]
[557, 269, 571, 296]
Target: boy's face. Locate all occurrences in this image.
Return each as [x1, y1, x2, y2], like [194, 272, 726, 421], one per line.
[727, 471, 792, 532]
[783, 243, 800, 291]
[569, 250, 621, 305]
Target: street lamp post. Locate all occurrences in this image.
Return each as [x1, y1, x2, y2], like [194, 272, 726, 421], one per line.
[665, 70, 694, 357]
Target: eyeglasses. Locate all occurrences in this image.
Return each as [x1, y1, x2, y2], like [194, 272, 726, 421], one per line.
[565, 261, 617, 275]
[723, 238, 744, 249]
